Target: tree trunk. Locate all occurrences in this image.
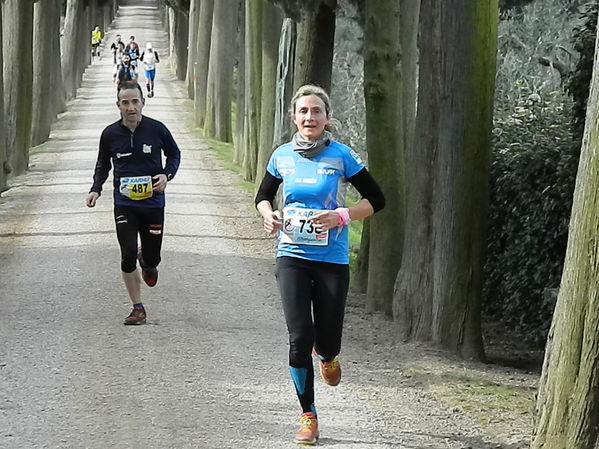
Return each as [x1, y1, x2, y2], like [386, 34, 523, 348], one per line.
[157, 0, 168, 29]
[32, 0, 62, 146]
[204, 0, 236, 142]
[3, 0, 34, 176]
[102, 1, 113, 31]
[61, 0, 84, 100]
[393, 0, 497, 360]
[242, 0, 262, 182]
[79, 2, 91, 84]
[363, 0, 404, 316]
[353, 219, 370, 293]
[273, 17, 295, 148]
[255, 2, 282, 184]
[185, 0, 199, 99]
[431, 0, 497, 359]
[531, 21, 599, 449]
[89, 0, 101, 32]
[0, 2, 7, 192]
[52, 0, 67, 115]
[393, 0, 433, 339]
[292, 1, 335, 92]
[193, 0, 214, 128]
[234, 0, 245, 165]
[168, 7, 188, 80]
[399, 0, 420, 152]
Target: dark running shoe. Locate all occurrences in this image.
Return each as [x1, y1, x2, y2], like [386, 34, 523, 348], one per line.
[124, 307, 146, 325]
[141, 266, 158, 287]
[137, 248, 158, 287]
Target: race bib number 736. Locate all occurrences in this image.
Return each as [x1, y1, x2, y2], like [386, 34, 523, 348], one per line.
[280, 207, 328, 246]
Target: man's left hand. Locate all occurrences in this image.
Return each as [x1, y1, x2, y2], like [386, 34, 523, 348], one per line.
[152, 174, 168, 192]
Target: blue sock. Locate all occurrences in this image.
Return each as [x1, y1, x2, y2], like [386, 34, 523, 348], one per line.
[289, 366, 315, 414]
[133, 303, 144, 309]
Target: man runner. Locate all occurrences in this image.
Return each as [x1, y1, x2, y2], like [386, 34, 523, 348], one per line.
[85, 81, 181, 325]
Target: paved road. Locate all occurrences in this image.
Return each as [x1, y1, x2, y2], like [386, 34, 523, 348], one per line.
[0, 3, 497, 449]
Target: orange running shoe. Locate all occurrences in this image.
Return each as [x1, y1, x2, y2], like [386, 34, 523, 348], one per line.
[294, 412, 319, 445]
[313, 349, 341, 386]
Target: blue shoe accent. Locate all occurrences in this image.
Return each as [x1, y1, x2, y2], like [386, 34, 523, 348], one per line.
[289, 367, 308, 395]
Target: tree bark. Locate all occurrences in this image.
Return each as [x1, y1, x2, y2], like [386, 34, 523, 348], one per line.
[185, 0, 199, 99]
[234, 0, 245, 165]
[242, 0, 262, 182]
[255, 2, 282, 184]
[61, 0, 85, 100]
[3, 0, 34, 176]
[204, 0, 236, 142]
[399, 0, 420, 153]
[168, 7, 188, 80]
[292, 0, 336, 92]
[393, 0, 437, 340]
[353, 219, 370, 294]
[363, 0, 404, 316]
[431, 0, 497, 359]
[52, 0, 67, 115]
[531, 21, 599, 449]
[393, 0, 497, 360]
[0, 2, 7, 192]
[193, 0, 214, 128]
[272, 17, 295, 149]
[32, 0, 62, 146]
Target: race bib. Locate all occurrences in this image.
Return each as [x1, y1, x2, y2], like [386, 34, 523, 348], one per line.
[119, 175, 153, 200]
[280, 207, 328, 246]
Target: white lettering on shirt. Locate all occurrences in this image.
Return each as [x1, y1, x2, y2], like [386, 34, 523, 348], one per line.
[295, 178, 317, 184]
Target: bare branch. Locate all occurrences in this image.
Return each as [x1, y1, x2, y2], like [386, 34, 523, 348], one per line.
[537, 56, 572, 82]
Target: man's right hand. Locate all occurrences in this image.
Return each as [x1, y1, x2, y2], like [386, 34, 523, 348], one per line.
[85, 192, 100, 208]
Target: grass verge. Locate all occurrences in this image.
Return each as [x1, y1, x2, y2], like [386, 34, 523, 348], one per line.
[405, 364, 535, 429]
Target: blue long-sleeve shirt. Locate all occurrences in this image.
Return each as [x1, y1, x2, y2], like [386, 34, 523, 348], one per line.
[90, 116, 181, 208]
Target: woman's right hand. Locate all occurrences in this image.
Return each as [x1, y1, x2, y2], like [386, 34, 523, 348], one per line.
[263, 210, 282, 236]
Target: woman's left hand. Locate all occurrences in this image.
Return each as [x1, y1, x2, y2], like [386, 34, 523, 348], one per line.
[311, 210, 341, 232]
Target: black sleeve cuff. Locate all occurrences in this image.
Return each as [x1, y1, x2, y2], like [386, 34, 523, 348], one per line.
[255, 172, 282, 206]
[348, 168, 386, 213]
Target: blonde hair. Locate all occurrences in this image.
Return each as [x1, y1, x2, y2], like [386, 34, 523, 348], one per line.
[290, 84, 340, 134]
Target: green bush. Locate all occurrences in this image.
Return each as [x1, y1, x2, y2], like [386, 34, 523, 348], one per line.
[485, 95, 576, 347]
[484, 0, 598, 347]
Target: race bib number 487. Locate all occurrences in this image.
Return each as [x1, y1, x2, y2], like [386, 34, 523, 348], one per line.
[119, 175, 153, 200]
[280, 207, 328, 246]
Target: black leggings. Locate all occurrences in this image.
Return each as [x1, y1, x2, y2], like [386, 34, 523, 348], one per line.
[275, 256, 349, 368]
[114, 205, 164, 273]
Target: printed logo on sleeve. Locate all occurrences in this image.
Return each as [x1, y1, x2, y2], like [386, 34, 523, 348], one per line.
[349, 149, 363, 164]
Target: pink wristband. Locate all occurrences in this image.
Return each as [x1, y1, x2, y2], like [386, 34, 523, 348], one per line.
[335, 207, 351, 227]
